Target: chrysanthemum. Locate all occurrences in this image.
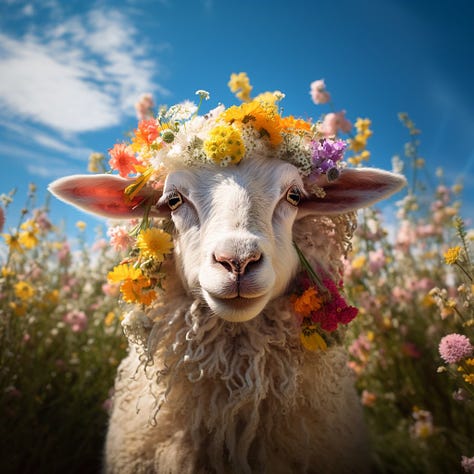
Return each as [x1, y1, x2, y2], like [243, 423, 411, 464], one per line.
[439, 333, 473, 364]
[136, 228, 173, 261]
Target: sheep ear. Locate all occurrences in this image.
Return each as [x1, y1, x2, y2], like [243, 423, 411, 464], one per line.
[48, 174, 165, 219]
[298, 168, 406, 218]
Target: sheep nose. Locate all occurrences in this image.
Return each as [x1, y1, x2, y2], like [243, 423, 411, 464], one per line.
[214, 251, 262, 276]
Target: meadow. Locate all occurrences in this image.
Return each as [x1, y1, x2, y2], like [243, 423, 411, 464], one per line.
[1, 97, 473, 473]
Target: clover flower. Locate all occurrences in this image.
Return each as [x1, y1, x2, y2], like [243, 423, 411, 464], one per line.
[439, 334, 473, 364]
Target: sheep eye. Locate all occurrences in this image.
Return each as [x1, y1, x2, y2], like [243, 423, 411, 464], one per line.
[286, 186, 302, 206]
[167, 191, 183, 211]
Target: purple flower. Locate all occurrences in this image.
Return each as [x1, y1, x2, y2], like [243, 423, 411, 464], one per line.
[439, 334, 473, 364]
[311, 138, 347, 175]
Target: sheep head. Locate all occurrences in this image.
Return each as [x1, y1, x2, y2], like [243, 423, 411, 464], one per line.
[49, 156, 405, 323]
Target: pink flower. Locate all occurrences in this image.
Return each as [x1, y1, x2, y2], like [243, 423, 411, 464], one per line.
[107, 225, 134, 252]
[0, 207, 5, 233]
[318, 111, 352, 137]
[368, 248, 386, 273]
[462, 456, 474, 474]
[309, 79, 331, 105]
[57, 242, 71, 262]
[361, 390, 377, 407]
[108, 143, 140, 178]
[439, 334, 473, 364]
[135, 93, 154, 120]
[63, 310, 88, 333]
[102, 282, 120, 297]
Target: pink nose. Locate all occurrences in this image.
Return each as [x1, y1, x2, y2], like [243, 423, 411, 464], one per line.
[214, 252, 262, 276]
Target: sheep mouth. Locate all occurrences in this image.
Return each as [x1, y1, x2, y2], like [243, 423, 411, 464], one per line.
[203, 292, 269, 322]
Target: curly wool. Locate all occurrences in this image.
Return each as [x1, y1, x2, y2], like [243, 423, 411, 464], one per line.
[105, 213, 367, 474]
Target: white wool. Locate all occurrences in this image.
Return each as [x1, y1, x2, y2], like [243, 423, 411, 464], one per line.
[105, 212, 368, 474]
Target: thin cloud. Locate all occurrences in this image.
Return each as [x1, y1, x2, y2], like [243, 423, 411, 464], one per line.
[0, 6, 167, 134]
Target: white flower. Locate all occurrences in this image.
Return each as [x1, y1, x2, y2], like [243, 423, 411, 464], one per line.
[165, 100, 198, 121]
[195, 90, 210, 100]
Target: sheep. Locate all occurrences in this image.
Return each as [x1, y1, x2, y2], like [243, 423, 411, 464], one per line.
[49, 94, 405, 474]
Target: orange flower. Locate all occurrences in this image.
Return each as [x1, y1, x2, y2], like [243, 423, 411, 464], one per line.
[280, 116, 312, 134]
[293, 286, 322, 317]
[108, 143, 140, 178]
[132, 118, 160, 151]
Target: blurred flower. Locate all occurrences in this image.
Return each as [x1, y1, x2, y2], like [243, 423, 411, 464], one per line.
[361, 390, 377, 407]
[63, 310, 88, 333]
[228, 72, 252, 102]
[439, 334, 473, 364]
[309, 79, 331, 105]
[462, 456, 474, 473]
[444, 246, 462, 265]
[410, 408, 435, 439]
[76, 221, 87, 232]
[318, 111, 352, 137]
[14, 281, 35, 301]
[134, 93, 154, 120]
[88, 152, 106, 173]
[0, 207, 4, 233]
[2, 232, 23, 253]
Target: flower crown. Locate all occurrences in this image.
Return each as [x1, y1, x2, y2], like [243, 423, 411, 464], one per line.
[106, 76, 348, 204]
[104, 73, 358, 352]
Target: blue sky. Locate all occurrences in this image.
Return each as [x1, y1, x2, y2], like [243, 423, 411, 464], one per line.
[0, 0, 473, 241]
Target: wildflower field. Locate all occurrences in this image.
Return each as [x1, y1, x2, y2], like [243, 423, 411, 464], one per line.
[1, 79, 473, 473]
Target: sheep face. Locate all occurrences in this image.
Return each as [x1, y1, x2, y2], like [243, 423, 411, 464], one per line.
[159, 156, 302, 322]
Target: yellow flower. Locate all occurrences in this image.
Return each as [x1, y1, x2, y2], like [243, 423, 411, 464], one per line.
[104, 311, 116, 326]
[228, 72, 253, 102]
[204, 125, 246, 166]
[2, 266, 14, 278]
[136, 228, 173, 261]
[222, 101, 283, 146]
[121, 279, 156, 305]
[19, 230, 39, 249]
[463, 374, 474, 385]
[2, 233, 23, 253]
[351, 255, 367, 270]
[301, 325, 327, 351]
[14, 281, 35, 301]
[293, 287, 322, 317]
[76, 221, 87, 231]
[444, 246, 462, 265]
[9, 301, 27, 317]
[108, 263, 143, 283]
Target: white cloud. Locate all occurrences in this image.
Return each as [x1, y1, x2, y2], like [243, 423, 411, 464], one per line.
[0, 6, 167, 134]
